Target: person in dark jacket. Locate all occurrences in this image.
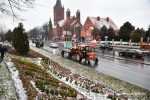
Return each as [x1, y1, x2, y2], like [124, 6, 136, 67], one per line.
[0, 44, 7, 59]
[1, 48, 4, 59]
[0, 44, 2, 63]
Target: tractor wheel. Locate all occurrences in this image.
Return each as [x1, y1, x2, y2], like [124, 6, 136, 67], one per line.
[76, 53, 82, 63]
[61, 50, 64, 57]
[94, 58, 98, 65]
[85, 59, 90, 65]
[68, 53, 72, 59]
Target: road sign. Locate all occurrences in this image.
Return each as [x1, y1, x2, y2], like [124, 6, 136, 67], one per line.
[65, 41, 71, 48]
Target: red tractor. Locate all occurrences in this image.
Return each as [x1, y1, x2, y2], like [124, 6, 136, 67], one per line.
[61, 44, 98, 65]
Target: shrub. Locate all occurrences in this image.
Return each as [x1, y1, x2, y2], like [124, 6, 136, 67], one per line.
[107, 94, 117, 100]
[35, 80, 46, 92]
[25, 70, 34, 77]
[66, 77, 69, 81]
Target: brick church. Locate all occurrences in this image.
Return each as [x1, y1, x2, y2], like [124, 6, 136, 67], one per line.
[49, 0, 82, 41]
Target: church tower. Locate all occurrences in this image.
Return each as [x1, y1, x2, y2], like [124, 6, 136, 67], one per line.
[76, 10, 80, 22]
[66, 8, 70, 19]
[54, 0, 64, 25]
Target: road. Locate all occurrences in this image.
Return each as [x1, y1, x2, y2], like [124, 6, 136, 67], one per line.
[95, 55, 150, 90]
[41, 41, 150, 90]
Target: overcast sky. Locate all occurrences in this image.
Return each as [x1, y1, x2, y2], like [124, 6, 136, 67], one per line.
[1, 0, 150, 31]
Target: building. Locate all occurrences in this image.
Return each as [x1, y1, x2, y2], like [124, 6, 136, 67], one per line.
[80, 16, 118, 41]
[49, 0, 82, 41]
[53, 0, 64, 26]
[57, 9, 82, 41]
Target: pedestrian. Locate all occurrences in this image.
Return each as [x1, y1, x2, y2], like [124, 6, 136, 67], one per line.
[0, 44, 2, 63]
[1, 47, 4, 59]
[102, 49, 104, 55]
[113, 50, 115, 57]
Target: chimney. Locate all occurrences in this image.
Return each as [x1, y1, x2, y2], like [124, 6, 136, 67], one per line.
[106, 17, 109, 22]
[97, 16, 100, 21]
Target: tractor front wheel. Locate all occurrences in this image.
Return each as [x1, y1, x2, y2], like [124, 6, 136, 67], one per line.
[94, 58, 98, 65]
[85, 59, 90, 65]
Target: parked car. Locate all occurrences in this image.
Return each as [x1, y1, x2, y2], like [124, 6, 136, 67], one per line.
[118, 49, 144, 59]
[50, 43, 58, 48]
[99, 44, 113, 51]
[142, 50, 150, 56]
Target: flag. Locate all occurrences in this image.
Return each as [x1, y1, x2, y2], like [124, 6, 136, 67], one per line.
[72, 34, 76, 38]
[61, 34, 64, 39]
[90, 39, 97, 46]
[71, 34, 77, 47]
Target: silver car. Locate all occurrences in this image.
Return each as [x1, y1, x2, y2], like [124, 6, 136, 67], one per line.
[50, 43, 58, 48]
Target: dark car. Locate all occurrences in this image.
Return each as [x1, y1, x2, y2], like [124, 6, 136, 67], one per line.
[99, 44, 113, 51]
[35, 40, 44, 48]
[118, 49, 144, 59]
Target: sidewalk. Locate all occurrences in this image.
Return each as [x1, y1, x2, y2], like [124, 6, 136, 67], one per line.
[0, 59, 18, 100]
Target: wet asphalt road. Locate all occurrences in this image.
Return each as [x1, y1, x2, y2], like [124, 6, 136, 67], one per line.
[95, 55, 150, 90]
[43, 41, 150, 90]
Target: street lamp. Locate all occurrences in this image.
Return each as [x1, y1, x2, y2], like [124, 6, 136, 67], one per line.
[65, 25, 67, 41]
[105, 36, 108, 44]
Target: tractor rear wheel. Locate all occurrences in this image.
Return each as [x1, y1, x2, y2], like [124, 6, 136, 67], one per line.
[68, 53, 72, 59]
[76, 53, 82, 63]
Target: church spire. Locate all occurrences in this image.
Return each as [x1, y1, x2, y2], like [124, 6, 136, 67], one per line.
[55, 0, 62, 8]
[49, 18, 52, 25]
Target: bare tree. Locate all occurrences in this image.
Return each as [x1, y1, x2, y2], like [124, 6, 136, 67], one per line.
[0, 0, 35, 19]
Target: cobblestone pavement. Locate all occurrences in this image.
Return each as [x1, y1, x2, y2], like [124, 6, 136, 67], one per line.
[0, 60, 18, 100]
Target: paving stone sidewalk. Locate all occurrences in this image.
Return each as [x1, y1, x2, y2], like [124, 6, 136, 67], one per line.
[0, 60, 18, 100]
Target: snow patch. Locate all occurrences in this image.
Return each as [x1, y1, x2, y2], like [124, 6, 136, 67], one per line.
[30, 81, 42, 94]
[6, 61, 27, 100]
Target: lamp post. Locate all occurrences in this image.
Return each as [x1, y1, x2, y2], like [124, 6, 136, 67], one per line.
[105, 36, 108, 44]
[65, 25, 67, 41]
[147, 37, 150, 44]
[140, 32, 143, 49]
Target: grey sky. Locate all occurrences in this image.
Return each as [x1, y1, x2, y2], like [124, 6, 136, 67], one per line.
[1, 0, 150, 31]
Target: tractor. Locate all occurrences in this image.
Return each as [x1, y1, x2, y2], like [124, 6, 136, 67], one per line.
[61, 44, 98, 65]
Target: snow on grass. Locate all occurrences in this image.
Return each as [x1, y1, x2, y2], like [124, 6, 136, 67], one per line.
[30, 81, 42, 94]
[5, 59, 27, 100]
[47, 70, 109, 100]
